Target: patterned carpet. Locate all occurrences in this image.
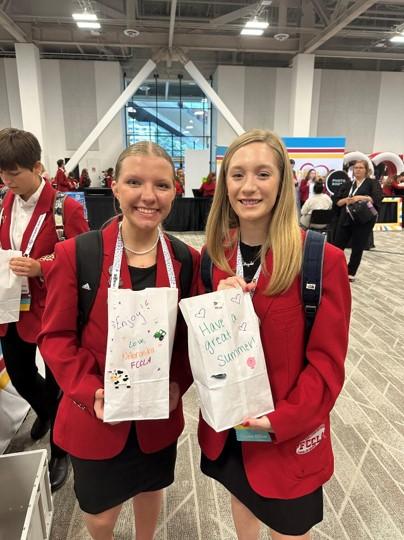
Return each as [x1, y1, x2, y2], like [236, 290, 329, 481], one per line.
[6, 231, 404, 540]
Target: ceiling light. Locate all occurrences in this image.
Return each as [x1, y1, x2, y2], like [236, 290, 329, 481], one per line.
[241, 28, 264, 36]
[77, 21, 101, 29]
[390, 35, 404, 43]
[186, 125, 194, 129]
[183, 130, 190, 134]
[194, 111, 204, 116]
[72, 12, 98, 21]
[245, 20, 269, 29]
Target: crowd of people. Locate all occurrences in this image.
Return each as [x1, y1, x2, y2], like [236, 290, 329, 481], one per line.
[0, 123, 399, 540]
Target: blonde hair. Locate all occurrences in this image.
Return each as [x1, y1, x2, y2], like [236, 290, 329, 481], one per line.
[205, 129, 302, 296]
[115, 141, 175, 184]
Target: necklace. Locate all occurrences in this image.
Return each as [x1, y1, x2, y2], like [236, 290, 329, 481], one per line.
[123, 233, 159, 256]
[242, 258, 259, 268]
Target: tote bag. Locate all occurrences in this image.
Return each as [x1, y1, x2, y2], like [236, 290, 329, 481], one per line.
[180, 289, 274, 432]
[103, 287, 178, 422]
[0, 249, 23, 324]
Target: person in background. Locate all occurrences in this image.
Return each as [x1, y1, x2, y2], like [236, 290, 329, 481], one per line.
[382, 175, 395, 197]
[200, 172, 216, 197]
[392, 172, 404, 196]
[67, 172, 78, 191]
[79, 168, 91, 189]
[299, 168, 317, 207]
[0, 128, 89, 491]
[300, 181, 333, 229]
[38, 141, 199, 540]
[199, 128, 351, 540]
[105, 167, 114, 188]
[176, 167, 185, 187]
[175, 170, 185, 197]
[333, 159, 383, 282]
[55, 159, 70, 192]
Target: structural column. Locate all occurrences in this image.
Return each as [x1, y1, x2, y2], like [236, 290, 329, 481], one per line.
[289, 53, 315, 136]
[15, 43, 46, 151]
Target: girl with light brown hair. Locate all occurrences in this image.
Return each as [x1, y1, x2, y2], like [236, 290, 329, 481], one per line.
[199, 129, 351, 540]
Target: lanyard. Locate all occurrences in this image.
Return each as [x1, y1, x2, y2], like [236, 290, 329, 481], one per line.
[349, 179, 364, 197]
[110, 224, 177, 290]
[22, 213, 47, 257]
[236, 242, 261, 297]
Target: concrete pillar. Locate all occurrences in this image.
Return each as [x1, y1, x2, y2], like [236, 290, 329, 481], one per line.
[289, 53, 315, 136]
[15, 43, 46, 152]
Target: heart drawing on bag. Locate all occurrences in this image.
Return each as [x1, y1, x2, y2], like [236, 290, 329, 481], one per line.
[195, 308, 206, 318]
[239, 322, 247, 331]
[231, 293, 241, 304]
[246, 357, 256, 369]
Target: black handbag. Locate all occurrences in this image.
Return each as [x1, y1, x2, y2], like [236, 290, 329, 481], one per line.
[346, 200, 378, 224]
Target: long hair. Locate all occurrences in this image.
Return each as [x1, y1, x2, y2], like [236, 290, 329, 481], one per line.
[205, 129, 302, 296]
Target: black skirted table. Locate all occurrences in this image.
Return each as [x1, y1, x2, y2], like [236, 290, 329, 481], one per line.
[83, 190, 213, 232]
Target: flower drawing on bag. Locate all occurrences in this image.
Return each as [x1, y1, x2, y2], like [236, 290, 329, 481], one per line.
[109, 368, 131, 389]
[246, 357, 256, 369]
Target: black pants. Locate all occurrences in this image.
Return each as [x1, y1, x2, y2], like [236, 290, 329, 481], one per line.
[0, 323, 65, 458]
[333, 218, 376, 276]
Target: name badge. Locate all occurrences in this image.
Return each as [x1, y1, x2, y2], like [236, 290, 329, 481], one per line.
[20, 293, 31, 312]
[234, 425, 272, 442]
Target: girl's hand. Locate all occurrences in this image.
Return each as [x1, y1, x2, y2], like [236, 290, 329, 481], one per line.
[217, 276, 256, 293]
[242, 415, 273, 432]
[9, 257, 42, 277]
[94, 388, 105, 420]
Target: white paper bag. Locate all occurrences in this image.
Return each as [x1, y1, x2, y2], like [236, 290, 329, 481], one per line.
[0, 249, 23, 324]
[103, 287, 178, 422]
[180, 289, 274, 432]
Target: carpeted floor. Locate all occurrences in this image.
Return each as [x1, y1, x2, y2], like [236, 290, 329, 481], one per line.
[6, 230, 404, 540]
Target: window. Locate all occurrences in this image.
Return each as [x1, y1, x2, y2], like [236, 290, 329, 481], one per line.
[125, 76, 211, 167]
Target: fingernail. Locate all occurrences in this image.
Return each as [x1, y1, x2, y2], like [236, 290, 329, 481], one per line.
[243, 421, 250, 427]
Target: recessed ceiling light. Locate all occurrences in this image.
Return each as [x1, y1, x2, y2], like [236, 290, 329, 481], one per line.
[124, 28, 140, 37]
[194, 111, 204, 116]
[245, 20, 269, 29]
[184, 130, 190, 134]
[274, 33, 289, 41]
[72, 12, 98, 21]
[241, 28, 264, 36]
[77, 21, 101, 29]
[390, 35, 404, 43]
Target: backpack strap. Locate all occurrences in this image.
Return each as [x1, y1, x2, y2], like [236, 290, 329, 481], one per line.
[165, 233, 193, 299]
[53, 191, 67, 242]
[301, 230, 326, 340]
[76, 230, 103, 329]
[201, 247, 213, 293]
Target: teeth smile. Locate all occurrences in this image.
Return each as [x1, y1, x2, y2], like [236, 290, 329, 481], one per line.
[136, 207, 158, 214]
[240, 200, 260, 205]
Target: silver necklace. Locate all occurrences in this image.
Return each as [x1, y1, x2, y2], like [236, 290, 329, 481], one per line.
[123, 233, 159, 256]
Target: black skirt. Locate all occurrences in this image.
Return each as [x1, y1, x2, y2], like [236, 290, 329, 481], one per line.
[70, 425, 177, 514]
[201, 430, 323, 536]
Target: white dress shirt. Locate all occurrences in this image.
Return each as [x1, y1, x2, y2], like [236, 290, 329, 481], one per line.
[10, 179, 46, 251]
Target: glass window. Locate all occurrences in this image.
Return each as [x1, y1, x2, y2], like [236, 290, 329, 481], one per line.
[125, 77, 211, 167]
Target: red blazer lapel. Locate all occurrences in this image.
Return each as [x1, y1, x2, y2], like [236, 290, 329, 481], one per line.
[19, 182, 55, 254]
[0, 191, 15, 249]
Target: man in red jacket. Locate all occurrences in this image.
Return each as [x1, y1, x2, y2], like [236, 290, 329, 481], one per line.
[54, 159, 70, 192]
[0, 128, 89, 490]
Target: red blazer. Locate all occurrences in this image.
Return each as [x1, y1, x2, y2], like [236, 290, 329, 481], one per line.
[55, 168, 70, 192]
[38, 219, 199, 459]
[200, 181, 216, 197]
[198, 236, 351, 499]
[0, 181, 89, 342]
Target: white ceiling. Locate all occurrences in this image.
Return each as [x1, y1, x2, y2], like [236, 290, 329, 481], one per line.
[1, 0, 404, 78]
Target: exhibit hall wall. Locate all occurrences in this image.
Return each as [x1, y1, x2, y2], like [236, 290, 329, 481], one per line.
[0, 58, 124, 182]
[213, 65, 404, 154]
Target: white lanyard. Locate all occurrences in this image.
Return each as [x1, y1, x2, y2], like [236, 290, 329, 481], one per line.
[110, 224, 177, 290]
[22, 213, 47, 257]
[236, 242, 261, 297]
[349, 179, 364, 197]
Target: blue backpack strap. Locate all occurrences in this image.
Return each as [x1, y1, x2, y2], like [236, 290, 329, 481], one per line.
[201, 247, 213, 293]
[301, 230, 326, 340]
